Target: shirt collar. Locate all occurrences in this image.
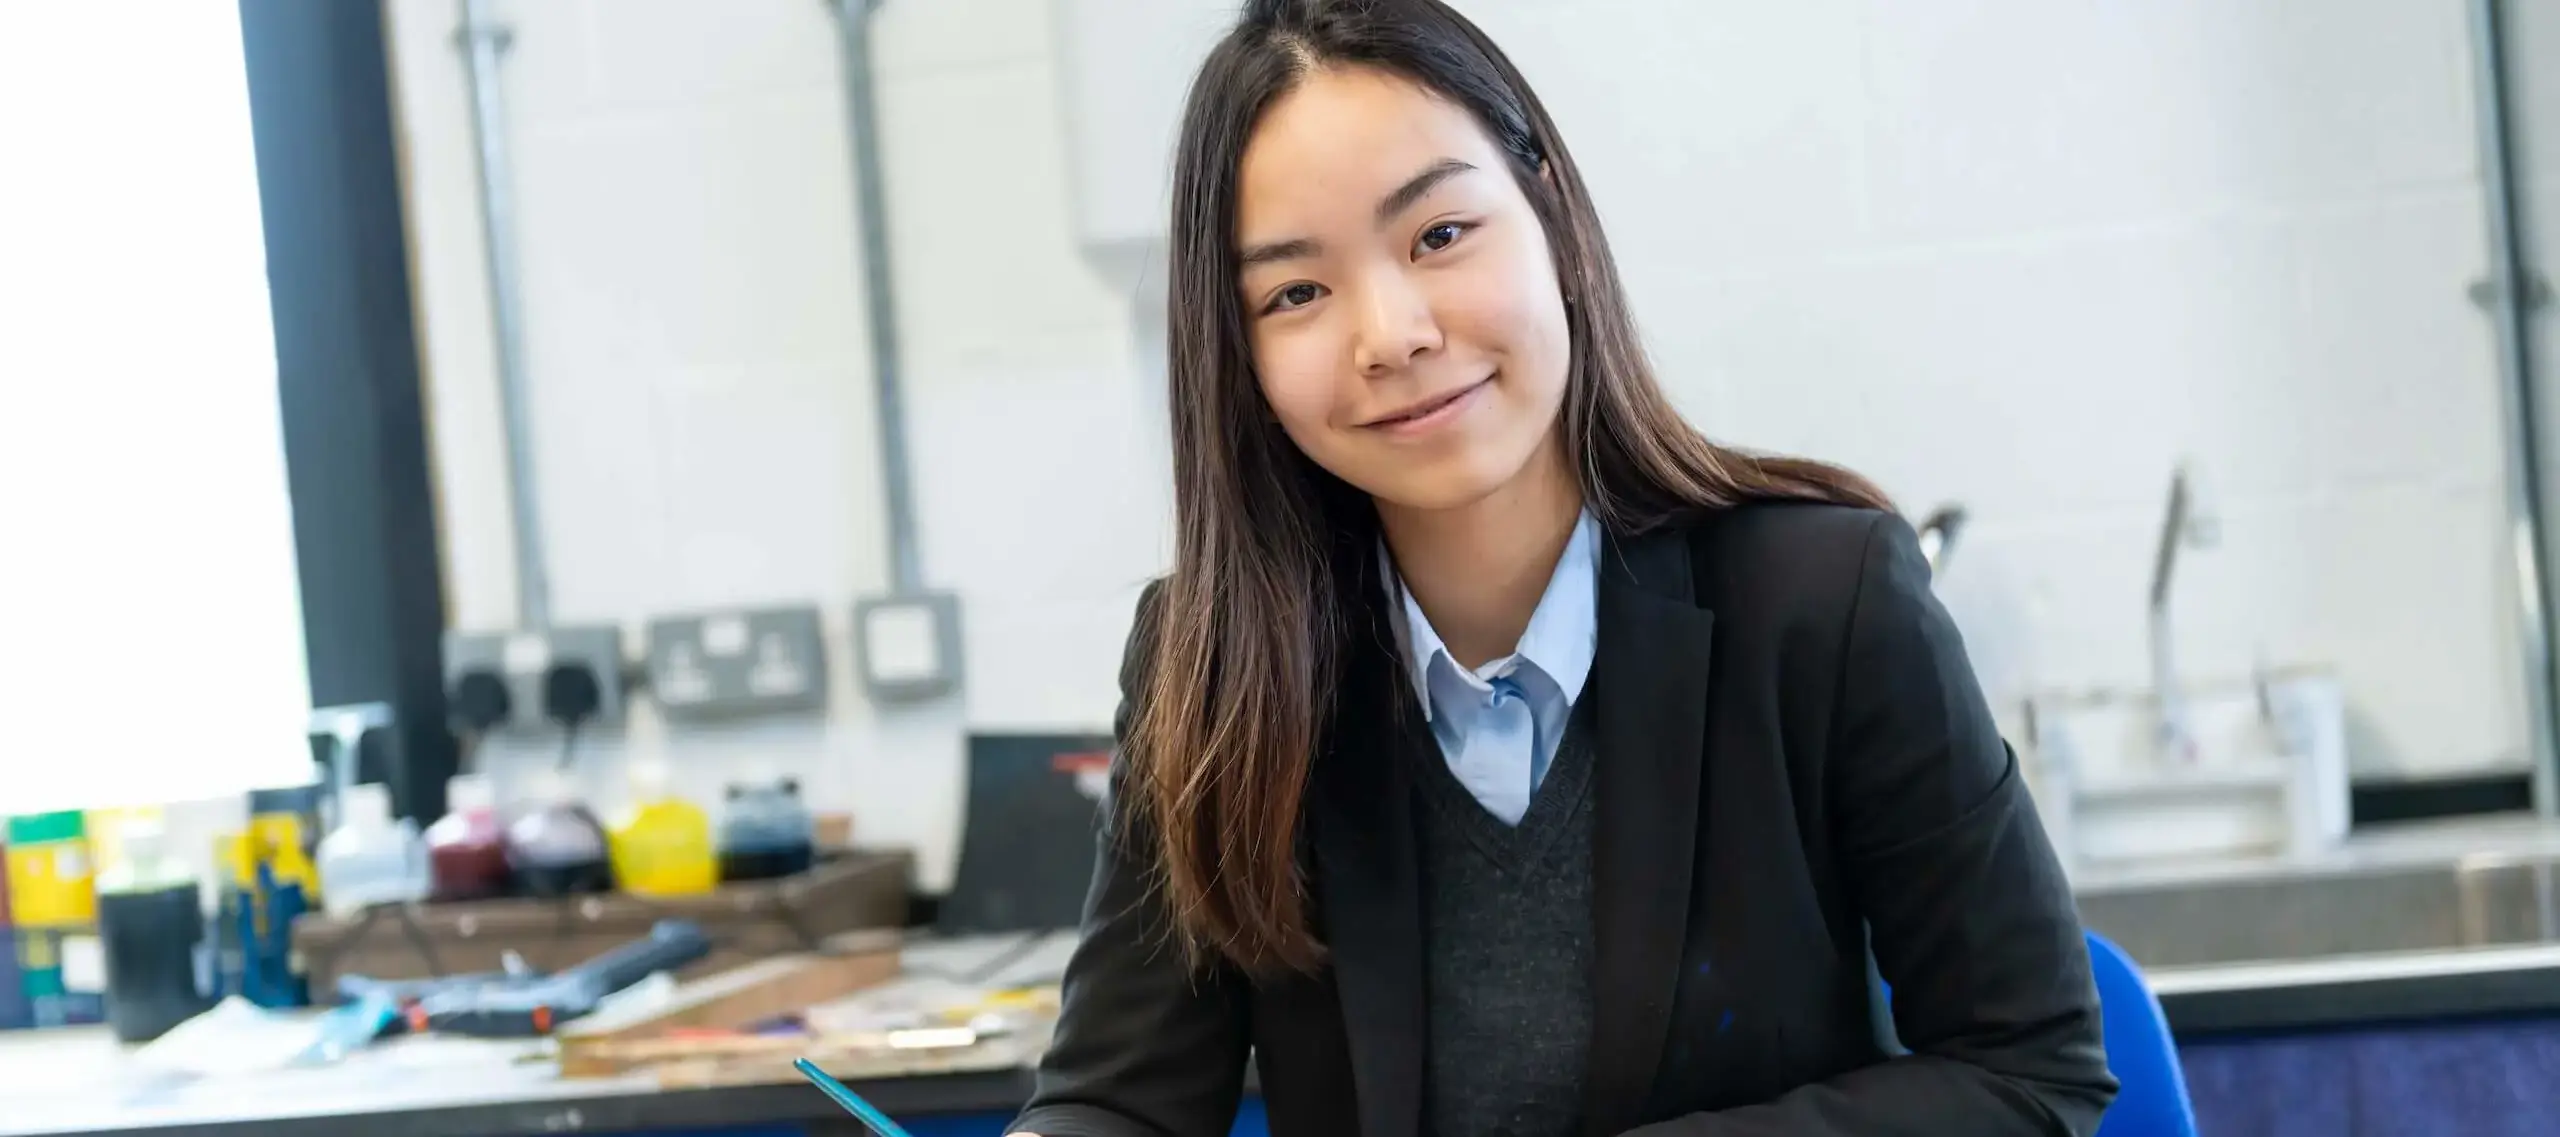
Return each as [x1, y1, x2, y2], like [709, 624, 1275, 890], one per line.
[1382, 510, 1601, 721]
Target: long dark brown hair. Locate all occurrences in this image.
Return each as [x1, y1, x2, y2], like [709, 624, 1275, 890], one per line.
[1132, 0, 1891, 976]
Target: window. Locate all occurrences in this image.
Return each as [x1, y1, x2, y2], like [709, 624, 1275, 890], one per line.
[0, 5, 313, 812]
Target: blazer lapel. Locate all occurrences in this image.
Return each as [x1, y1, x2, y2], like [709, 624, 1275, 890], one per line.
[1583, 524, 1716, 1137]
[1312, 590, 1428, 1137]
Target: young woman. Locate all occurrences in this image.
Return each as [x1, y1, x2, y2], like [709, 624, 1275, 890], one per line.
[1013, 2, 2116, 1135]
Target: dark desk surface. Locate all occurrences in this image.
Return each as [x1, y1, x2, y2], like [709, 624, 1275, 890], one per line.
[9, 942, 2559, 1137]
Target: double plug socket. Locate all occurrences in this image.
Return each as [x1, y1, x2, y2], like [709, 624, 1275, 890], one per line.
[443, 625, 629, 735]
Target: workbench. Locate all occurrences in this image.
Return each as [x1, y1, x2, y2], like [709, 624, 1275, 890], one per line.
[0, 1026, 1047, 1137]
[1, 935, 2552, 1137]
[0, 934, 1128, 1137]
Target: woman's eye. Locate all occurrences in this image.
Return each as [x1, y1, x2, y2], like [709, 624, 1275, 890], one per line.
[1415, 221, 1471, 255]
[1266, 282, 1325, 313]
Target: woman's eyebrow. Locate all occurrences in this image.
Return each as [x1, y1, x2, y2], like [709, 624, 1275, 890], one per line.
[1236, 157, 1480, 268]
[1373, 157, 1477, 224]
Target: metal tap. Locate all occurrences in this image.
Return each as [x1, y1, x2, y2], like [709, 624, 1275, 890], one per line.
[1915, 504, 1968, 578]
[2150, 463, 2218, 762]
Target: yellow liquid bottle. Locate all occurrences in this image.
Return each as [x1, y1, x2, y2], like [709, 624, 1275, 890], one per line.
[609, 763, 716, 897]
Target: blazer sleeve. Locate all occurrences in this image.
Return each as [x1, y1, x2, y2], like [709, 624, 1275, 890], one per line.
[1009, 581, 1254, 1137]
[1626, 514, 2118, 1137]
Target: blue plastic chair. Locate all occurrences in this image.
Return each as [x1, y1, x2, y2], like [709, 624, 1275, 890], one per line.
[1869, 929, 2197, 1136]
[2084, 929, 2198, 1137]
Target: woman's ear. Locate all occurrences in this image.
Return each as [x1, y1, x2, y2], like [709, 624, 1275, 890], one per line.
[1538, 159, 1556, 190]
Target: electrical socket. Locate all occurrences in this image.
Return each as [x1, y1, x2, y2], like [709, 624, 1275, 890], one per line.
[443, 625, 630, 733]
[644, 604, 829, 720]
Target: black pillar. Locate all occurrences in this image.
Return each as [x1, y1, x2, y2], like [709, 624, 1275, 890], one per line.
[236, 0, 455, 821]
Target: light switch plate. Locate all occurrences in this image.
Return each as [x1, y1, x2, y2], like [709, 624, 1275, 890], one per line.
[443, 624, 629, 731]
[644, 604, 829, 720]
[851, 592, 963, 702]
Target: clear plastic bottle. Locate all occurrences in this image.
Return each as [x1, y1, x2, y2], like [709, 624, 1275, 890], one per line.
[506, 770, 612, 896]
[609, 763, 716, 897]
[717, 778, 816, 883]
[316, 783, 431, 917]
[426, 774, 511, 902]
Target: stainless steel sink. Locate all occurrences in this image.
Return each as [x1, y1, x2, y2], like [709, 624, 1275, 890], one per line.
[2071, 817, 2560, 969]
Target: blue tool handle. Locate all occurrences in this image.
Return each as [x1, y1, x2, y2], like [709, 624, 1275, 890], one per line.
[339, 970, 509, 1008]
[416, 920, 714, 1036]
[573, 919, 713, 996]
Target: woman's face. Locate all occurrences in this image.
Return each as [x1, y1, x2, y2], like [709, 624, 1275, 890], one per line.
[1235, 66, 1572, 514]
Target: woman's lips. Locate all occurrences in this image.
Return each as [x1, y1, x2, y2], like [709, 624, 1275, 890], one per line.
[1363, 378, 1490, 437]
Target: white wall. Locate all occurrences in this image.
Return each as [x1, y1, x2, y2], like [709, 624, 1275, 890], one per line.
[385, 0, 2534, 889]
[384, 0, 1168, 889]
[1442, 0, 2522, 780]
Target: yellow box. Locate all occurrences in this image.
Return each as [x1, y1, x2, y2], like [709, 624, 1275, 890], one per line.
[5, 812, 98, 929]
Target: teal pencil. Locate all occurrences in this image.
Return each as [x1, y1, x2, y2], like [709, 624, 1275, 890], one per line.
[793, 1057, 919, 1137]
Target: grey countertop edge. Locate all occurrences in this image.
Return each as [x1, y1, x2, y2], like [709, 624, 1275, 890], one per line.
[2156, 950, 2560, 1037]
[27, 958, 2560, 1137]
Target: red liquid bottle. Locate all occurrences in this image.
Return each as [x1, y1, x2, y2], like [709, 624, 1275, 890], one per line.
[426, 775, 510, 902]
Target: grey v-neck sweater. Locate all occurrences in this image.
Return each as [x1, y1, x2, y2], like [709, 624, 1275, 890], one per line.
[1410, 696, 1601, 1137]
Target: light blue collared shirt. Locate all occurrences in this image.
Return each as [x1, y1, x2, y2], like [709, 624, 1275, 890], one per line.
[1384, 511, 1600, 826]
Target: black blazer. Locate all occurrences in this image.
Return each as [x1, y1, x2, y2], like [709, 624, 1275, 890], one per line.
[1014, 503, 2117, 1137]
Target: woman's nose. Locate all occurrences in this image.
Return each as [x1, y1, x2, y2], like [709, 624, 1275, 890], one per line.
[1351, 271, 1443, 375]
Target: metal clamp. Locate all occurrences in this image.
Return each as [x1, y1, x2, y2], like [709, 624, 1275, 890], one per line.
[2468, 274, 2556, 311]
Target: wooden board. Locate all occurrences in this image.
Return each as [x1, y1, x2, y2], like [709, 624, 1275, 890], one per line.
[571, 1026, 1044, 1089]
[559, 931, 901, 1048]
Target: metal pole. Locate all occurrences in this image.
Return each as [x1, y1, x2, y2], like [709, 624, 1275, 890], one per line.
[830, 0, 925, 595]
[458, 0, 552, 629]
[2467, 0, 2559, 817]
